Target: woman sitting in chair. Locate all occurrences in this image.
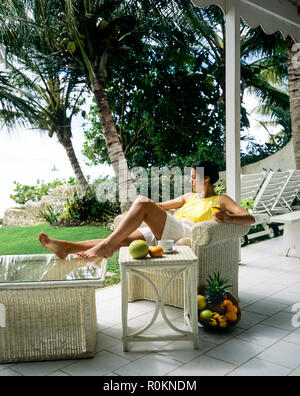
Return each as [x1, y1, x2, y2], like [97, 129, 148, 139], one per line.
[38, 161, 255, 260]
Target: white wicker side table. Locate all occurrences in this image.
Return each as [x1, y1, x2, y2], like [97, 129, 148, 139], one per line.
[119, 246, 199, 352]
[0, 254, 107, 363]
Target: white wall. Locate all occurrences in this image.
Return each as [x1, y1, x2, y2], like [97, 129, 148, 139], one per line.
[218, 140, 296, 185]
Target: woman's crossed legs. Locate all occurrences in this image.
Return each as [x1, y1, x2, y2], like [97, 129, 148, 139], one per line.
[38, 196, 167, 260]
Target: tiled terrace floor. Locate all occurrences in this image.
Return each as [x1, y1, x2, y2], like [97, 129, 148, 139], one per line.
[1, 236, 300, 376]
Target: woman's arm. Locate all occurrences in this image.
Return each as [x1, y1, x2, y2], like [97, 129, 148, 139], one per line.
[211, 195, 255, 225]
[157, 193, 191, 211]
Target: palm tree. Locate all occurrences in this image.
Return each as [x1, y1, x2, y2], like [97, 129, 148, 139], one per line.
[287, 37, 300, 169]
[0, 0, 183, 209]
[0, 0, 195, 209]
[0, 72, 40, 123]
[0, 55, 89, 192]
[252, 107, 292, 148]
[24, 0, 150, 208]
[1, 0, 292, 187]
[158, 1, 290, 162]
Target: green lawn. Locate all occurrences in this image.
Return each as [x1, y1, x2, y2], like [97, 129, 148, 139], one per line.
[0, 224, 120, 286]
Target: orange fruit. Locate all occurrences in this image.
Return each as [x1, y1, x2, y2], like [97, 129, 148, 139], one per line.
[224, 299, 233, 307]
[225, 312, 237, 322]
[148, 246, 164, 258]
[227, 305, 238, 314]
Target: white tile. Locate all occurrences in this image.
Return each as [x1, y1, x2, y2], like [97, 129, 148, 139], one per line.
[126, 300, 157, 313]
[237, 311, 268, 329]
[283, 283, 300, 295]
[0, 368, 22, 376]
[237, 324, 289, 347]
[245, 300, 288, 316]
[109, 339, 171, 361]
[135, 308, 184, 325]
[103, 372, 120, 376]
[282, 328, 300, 345]
[48, 370, 70, 376]
[168, 355, 236, 376]
[247, 283, 287, 295]
[128, 303, 157, 318]
[97, 303, 148, 327]
[96, 285, 121, 301]
[268, 274, 300, 288]
[288, 366, 300, 376]
[97, 319, 118, 331]
[258, 341, 300, 369]
[197, 326, 245, 346]
[157, 340, 215, 363]
[284, 304, 296, 313]
[205, 339, 265, 366]
[272, 261, 300, 272]
[96, 291, 120, 304]
[266, 291, 300, 305]
[11, 359, 74, 376]
[228, 358, 291, 376]
[63, 351, 130, 376]
[95, 333, 120, 352]
[101, 318, 146, 340]
[107, 343, 149, 362]
[238, 291, 265, 309]
[142, 321, 188, 338]
[0, 364, 12, 372]
[115, 354, 182, 376]
[261, 311, 295, 331]
[3, 238, 300, 377]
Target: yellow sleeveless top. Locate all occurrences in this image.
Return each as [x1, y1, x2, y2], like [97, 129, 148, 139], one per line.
[175, 194, 220, 223]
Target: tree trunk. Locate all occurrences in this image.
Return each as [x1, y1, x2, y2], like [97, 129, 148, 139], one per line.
[287, 38, 300, 170]
[56, 126, 89, 194]
[91, 78, 137, 212]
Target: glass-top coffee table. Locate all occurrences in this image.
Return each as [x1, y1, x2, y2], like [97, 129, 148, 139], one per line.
[0, 254, 107, 363]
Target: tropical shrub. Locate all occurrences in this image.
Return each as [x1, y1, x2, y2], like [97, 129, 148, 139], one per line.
[215, 184, 226, 196]
[241, 198, 254, 211]
[39, 205, 62, 225]
[58, 188, 121, 225]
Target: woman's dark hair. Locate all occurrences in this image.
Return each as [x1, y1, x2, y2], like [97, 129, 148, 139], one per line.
[191, 161, 219, 185]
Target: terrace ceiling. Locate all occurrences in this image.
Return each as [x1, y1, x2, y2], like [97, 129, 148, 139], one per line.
[191, 0, 300, 42]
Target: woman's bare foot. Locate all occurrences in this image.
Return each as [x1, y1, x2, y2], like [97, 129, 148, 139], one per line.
[38, 232, 69, 259]
[77, 240, 114, 260]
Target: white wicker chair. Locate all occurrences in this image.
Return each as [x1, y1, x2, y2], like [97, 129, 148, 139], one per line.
[114, 215, 250, 308]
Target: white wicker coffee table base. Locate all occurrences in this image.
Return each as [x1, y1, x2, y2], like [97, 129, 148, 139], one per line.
[119, 246, 199, 352]
[0, 286, 97, 363]
[0, 254, 107, 363]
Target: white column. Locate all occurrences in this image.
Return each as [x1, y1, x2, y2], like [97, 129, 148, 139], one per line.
[225, 0, 241, 204]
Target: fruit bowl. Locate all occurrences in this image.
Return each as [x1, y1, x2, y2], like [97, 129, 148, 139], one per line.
[198, 289, 241, 331]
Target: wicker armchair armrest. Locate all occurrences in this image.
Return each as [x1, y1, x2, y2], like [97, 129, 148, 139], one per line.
[113, 214, 125, 230]
[191, 221, 250, 248]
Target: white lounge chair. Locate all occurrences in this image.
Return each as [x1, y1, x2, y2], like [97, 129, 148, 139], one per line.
[242, 171, 291, 245]
[271, 169, 300, 213]
[252, 171, 291, 216]
[241, 172, 267, 201]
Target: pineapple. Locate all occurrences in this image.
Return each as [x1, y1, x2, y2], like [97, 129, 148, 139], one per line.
[206, 272, 232, 315]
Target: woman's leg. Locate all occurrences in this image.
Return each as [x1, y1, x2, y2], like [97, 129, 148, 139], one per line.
[38, 232, 105, 259]
[77, 196, 167, 259]
[38, 229, 147, 259]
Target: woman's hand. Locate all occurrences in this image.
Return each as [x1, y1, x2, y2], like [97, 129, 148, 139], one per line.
[211, 206, 231, 223]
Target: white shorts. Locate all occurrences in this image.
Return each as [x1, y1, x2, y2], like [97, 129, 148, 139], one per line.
[137, 213, 185, 246]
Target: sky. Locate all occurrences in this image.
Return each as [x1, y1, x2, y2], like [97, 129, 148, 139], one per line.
[0, 110, 114, 218]
[0, 91, 275, 218]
